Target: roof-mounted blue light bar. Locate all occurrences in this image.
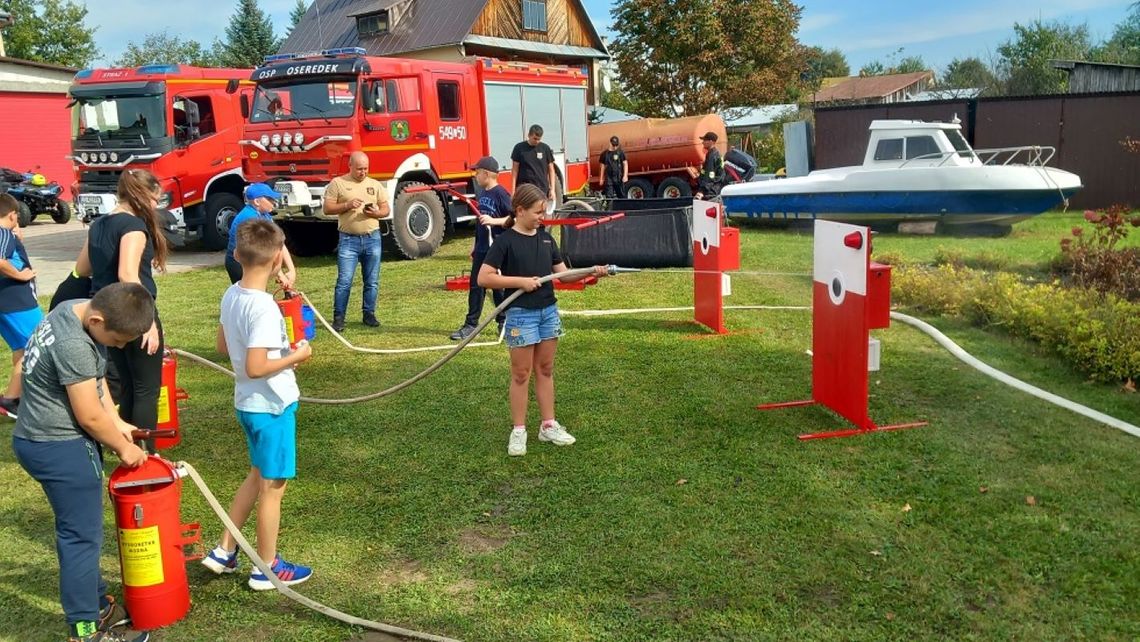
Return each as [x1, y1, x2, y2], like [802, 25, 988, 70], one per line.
[263, 47, 367, 64]
[137, 64, 181, 75]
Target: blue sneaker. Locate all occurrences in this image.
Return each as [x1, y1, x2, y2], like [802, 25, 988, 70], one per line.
[248, 555, 312, 591]
[201, 546, 239, 574]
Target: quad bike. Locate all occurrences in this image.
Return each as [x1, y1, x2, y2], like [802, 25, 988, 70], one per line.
[0, 167, 71, 227]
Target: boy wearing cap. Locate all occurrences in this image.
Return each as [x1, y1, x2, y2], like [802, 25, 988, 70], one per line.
[599, 136, 628, 199]
[225, 183, 297, 288]
[450, 157, 511, 340]
[695, 131, 725, 200]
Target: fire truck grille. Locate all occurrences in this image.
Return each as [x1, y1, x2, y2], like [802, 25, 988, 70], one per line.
[260, 159, 331, 178]
[78, 169, 123, 194]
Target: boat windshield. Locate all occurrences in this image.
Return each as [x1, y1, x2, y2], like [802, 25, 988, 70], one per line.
[947, 130, 975, 159]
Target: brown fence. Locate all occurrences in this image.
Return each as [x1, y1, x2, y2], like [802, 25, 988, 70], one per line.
[814, 92, 1140, 209]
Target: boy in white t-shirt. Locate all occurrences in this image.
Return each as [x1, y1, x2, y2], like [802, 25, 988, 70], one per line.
[202, 218, 314, 590]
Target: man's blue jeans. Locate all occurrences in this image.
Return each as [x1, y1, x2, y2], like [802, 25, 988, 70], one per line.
[334, 230, 382, 317]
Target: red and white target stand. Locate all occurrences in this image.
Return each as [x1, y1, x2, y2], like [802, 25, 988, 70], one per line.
[757, 220, 927, 440]
[692, 199, 740, 334]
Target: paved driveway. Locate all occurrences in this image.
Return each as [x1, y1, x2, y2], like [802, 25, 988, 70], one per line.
[19, 218, 223, 298]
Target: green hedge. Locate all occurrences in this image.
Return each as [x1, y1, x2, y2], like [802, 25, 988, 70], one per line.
[893, 264, 1140, 383]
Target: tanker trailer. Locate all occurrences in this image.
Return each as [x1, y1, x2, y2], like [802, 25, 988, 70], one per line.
[587, 114, 727, 199]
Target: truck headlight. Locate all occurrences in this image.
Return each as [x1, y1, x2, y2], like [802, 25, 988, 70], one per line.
[270, 134, 282, 146]
[260, 134, 270, 147]
[80, 152, 89, 163]
[98, 152, 108, 163]
[282, 133, 293, 145]
[109, 152, 119, 162]
[157, 191, 173, 209]
[294, 132, 304, 145]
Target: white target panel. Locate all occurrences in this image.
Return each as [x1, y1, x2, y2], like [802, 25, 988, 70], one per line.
[813, 220, 869, 299]
[692, 199, 721, 255]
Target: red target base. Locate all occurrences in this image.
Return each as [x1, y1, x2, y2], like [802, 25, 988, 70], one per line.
[756, 399, 928, 440]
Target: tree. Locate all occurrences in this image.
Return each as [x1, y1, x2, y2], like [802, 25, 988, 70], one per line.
[609, 0, 805, 118]
[858, 60, 886, 76]
[894, 55, 927, 74]
[941, 57, 998, 92]
[114, 31, 220, 67]
[1, 0, 99, 67]
[996, 20, 1092, 95]
[1092, 3, 1140, 65]
[804, 46, 849, 79]
[216, 0, 279, 68]
[286, 0, 308, 37]
[859, 49, 926, 76]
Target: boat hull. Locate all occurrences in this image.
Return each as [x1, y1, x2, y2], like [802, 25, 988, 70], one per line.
[721, 188, 1082, 225]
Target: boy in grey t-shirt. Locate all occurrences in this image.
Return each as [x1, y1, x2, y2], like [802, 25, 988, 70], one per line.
[11, 283, 154, 642]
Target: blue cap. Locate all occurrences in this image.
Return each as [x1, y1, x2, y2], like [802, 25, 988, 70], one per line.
[245, 183, 282, 201]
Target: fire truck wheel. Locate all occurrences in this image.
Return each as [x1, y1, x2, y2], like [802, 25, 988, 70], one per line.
[202, 192, 244, 251]
[16, 201, 32, 227]
[624, 178, 654, 200]
[656, 177, 692, 199]
[391, 182, 445, 259]
[52, 200, 72, 224]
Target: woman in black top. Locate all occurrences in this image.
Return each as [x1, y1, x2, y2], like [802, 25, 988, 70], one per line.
[74, 169, 167, 435]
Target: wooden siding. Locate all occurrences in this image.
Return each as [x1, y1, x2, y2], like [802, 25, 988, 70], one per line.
[472, 0, 597, 48]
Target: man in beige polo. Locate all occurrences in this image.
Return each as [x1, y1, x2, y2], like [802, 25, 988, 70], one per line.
[323, 151, 390, 331]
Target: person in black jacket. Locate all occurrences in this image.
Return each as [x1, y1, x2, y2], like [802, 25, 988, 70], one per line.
[695, 131, 725, 199]
[599, 136, 628, 198]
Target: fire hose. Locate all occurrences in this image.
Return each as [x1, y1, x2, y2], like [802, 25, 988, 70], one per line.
[173, 265, 637, 404]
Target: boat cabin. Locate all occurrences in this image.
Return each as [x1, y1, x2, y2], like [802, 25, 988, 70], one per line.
[862, 120, 976, 168]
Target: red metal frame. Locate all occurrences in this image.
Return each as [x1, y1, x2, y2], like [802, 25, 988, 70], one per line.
[756, 399, 927, 440]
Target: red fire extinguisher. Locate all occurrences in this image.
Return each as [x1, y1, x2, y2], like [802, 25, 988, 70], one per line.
[108, 456, 201, 630]
[275, 288, 304, 350]
[154, 350, 189, 450]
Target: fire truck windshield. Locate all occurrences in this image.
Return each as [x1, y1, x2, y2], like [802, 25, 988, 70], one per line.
[250, 78, 358, 123]
[71, 93, 166, 141]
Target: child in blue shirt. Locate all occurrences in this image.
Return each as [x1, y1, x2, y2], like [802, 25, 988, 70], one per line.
[0, 193, 43, 419]
[449, 156, 511, 341]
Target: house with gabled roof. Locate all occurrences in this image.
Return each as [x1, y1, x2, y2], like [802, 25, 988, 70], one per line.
[281, 0, 609, 100]
[811, 71, 935, 106]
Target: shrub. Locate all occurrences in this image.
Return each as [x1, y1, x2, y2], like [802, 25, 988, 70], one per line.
[894, 264, 1140, 383]
[1055, 205, 1140, 301]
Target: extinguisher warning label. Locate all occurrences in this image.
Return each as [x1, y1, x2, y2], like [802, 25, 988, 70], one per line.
[119, 526, 164, 587]
[157, 387, 170, 424]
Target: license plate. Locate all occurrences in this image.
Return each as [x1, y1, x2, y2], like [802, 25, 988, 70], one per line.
[79, 195, 102, 205]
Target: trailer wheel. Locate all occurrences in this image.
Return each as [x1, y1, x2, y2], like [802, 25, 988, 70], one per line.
[52, 200, 72, 224]
[624, 178, 653, 199]
[657, 177, 692, 199]
[16, 201, 32, 227]
[391, 182, 445, 259]
[202, 192, 243, 251]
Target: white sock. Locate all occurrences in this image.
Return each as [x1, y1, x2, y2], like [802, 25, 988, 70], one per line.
[213, 544, 236, 556]
[512, 425, 525, 431]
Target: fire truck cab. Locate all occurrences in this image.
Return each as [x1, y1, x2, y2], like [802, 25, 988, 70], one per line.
[69, 64, 252, 250]
[241, 48, 590, 259]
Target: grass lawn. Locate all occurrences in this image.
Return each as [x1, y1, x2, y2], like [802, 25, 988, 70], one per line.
[1, 211, 1138, 641]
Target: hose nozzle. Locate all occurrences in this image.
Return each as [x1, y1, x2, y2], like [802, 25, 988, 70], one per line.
[606, 265, 641, 275]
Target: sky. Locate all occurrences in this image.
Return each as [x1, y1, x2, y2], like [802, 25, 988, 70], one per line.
[85, 0, 1136, 73]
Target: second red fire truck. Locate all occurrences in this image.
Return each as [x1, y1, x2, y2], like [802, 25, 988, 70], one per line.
[240, 48, 592, 259]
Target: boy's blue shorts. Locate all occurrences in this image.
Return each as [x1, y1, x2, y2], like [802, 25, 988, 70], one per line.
[0, 307, 44, 351]
[236, 402, 298, 480]
[503, 303, 563, 349]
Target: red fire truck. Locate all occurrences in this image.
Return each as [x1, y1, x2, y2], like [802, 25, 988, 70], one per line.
[240, 48, 591, 259]
[69, 64, 252, 250]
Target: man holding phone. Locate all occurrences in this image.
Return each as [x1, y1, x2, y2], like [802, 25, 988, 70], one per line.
[323, 151, 389, 332]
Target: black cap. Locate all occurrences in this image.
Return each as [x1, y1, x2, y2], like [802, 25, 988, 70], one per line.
[472, 156, 499, 172]
[700, 131, 718, 142]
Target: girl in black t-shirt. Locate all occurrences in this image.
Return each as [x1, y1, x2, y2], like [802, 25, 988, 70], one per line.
[73, 169, 167, 439]
[478, 184, 608, 457]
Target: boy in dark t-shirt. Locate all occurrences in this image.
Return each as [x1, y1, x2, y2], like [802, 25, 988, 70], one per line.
[510, 124, 557, 200]
[0, 193, 42, 419]
[450, 157, 512, 341]
[12, 282, 153, 642]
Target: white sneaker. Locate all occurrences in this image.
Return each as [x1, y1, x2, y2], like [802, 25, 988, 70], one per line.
[538, 421, 576, 446]
[508, 428, 527, 456]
